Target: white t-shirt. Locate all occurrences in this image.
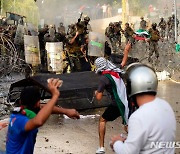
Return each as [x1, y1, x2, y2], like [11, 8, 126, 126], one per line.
[113, 97, 176, 154]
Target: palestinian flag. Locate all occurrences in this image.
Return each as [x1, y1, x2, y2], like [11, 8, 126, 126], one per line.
[134, 29, 150, 41]
[102, 71, 129, 125]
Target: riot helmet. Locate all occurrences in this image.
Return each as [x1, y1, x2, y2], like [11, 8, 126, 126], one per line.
[84, 16, 90, 22]
[152, 23, 157, 29]
[109, 22, 114, 27]
[125, 63, 158, 98]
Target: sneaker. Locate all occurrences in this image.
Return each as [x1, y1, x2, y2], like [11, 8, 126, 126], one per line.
[96, 147, 105, 154]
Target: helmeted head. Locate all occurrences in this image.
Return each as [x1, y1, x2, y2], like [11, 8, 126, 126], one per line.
[60, 22, 63, 26]
[140, 16, 144, 20]
[94, 57, 122, 74]
[109, 22, 114, 27]
[84, 16, 90, 22]
[152, 22, 157, 29]
[125, 63, 158, 98]
[20, 87, 41, 113]
[119, 21, 122, 25]
[125, 22, 129, 28]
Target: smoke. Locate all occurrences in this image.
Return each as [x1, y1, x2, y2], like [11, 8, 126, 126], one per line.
[36, 0, 98, 28]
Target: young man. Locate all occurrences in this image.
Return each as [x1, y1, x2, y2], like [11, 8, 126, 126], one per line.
[6, 78, 80, 154]
[94, 57, 129, 154]
[110, 63, 176, 154]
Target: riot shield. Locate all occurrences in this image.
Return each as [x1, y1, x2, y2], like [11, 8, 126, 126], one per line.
[27, 23, 38, 36]
[24, 35, 41, 66]
[45, 42, 64, 73]
[88, 32, 105, 57]
[14, 24, 25, 45]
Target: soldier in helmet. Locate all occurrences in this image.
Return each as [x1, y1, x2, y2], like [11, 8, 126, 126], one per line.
[58, 22, 66, 36]
[65, 22, 91, 72]
[83, 16, 92, 34]
[158, 17, 166, 39]
[167, 16, 172, 40]
[171, 14, 179, 41]
[140, 16, 147, 30]
[110, 63, 176, 154]
[148, 23, 160, 63]
[114, 21, 124, 48]
[124, 23, 135, 45]
[105, 22, 115, 52]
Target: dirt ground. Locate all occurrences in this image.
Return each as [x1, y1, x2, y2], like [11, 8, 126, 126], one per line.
[33, 80, 180, 154]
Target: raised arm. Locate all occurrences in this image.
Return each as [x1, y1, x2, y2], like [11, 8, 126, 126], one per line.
[25, 78, 61, 131]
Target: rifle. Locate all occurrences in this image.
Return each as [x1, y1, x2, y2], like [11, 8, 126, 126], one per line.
[78, 12, 83, 23]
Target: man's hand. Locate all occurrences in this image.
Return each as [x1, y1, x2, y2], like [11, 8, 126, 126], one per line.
[110, 134, 127, 150]
[47, 78, 62, 98]
[94, 90, 103, 101]
[65, 109, 80, 119]
[0, 122, 8, 130]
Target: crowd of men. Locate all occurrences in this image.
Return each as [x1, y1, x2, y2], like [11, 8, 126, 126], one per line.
[0, 15, 93, 73]
[105, 14, 179, 63]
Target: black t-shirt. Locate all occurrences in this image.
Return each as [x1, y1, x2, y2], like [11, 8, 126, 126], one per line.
[97, 75, 116, 106]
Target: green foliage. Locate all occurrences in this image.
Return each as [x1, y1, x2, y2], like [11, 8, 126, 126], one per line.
[1, 0, 39, 26]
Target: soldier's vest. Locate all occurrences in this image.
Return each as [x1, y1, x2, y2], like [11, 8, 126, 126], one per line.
[125, 27, 134, 37]
[150, 29, 160, 41]
[67, 43, 81, 54]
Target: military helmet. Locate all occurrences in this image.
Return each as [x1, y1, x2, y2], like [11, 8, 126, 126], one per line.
[152, 22, 157, 27]
[125, 63, 158, 97]
[140, 16, 144, 19]
[84, 16, 90, 22]
[109, 22, 114, 27]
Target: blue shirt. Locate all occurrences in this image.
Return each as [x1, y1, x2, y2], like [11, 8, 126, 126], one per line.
[6, 114, 38, 154]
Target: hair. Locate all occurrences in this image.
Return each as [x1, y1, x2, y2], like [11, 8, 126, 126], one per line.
[20, 86, 41, 109]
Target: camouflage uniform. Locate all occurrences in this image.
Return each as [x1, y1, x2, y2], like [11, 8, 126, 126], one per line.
[148, 23, 160, 63]
[105, 22, 115, 51]
[65, 23, 88, 72]
[124, 23, 135, 45]
[167, 17, 172, 40]
[140, 17, 147, 30]
[171, 15, 179, 41]
[58, 22, 65, 35]
[83, 16, 92, 34]
[158, 18, 166, 39]
[114, 21, 124, 48]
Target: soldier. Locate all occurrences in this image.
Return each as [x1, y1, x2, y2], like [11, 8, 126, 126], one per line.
[58, 22, 66, 36]
[65, 23, 90, 72]
[158, 17, 166, 39]
[171, 14, 179, 41]
[38, 24, 49, 71]
[140, 16, 147, 30]
[124, 23, 135, 45]
[114, 21, 124, 48]
[83, 16, 92, 34]
[148, 23, 160, 63]
[167, 16, 172, 40]
[105, 22, 115, 52]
